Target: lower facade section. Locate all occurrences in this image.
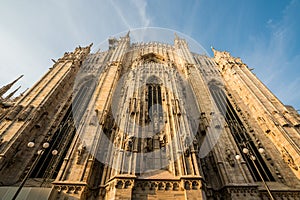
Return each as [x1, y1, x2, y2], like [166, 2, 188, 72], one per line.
[99, 176, 204, 200]
[2, 182, 300, 200]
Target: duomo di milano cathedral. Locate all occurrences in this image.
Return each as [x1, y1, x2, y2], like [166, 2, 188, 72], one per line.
[0, 31, 300, 200]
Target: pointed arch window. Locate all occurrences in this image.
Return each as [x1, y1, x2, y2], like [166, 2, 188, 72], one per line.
[30, 79, 96, 180]
[146, 76, 163, 126]
[210, 85, 274, 182]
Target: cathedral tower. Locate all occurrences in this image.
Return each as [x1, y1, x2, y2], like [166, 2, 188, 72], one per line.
[0, 33, 300, 199]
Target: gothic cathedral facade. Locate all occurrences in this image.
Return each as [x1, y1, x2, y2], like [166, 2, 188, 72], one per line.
[0, 33, 300, 199]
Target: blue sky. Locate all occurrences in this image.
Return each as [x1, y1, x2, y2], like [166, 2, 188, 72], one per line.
[0, 0, 299, 110]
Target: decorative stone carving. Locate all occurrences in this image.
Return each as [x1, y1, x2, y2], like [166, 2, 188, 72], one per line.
[76, 141, 86, 164]
[114, 179, 134, 189]
[199, 112, 209, 133]
[18, 105, 34, 121]
[124, 135, 134, 152]
[145, 137, 153, 152]
[54, 184, 83, 194]
[114, 133, 121, 147]
[225, 148, 235, 167]
[257, 116, 271, 133]
[159, 134, 166, 148]
[192, 139, 199, 152]
[134, 180, 187, 191]
[5, 104, 23, 120]
[183, 136, 191, 156]
[129, 98, 137, 115]
[172, 99, 181, 115]
[281, 147, 298, 170]
[89, 115, 98, 126]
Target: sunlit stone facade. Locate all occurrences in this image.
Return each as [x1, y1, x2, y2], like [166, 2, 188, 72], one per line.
[0, 33, 300, 199]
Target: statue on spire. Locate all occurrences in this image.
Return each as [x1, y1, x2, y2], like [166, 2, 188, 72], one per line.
[211, 46, 217, 56]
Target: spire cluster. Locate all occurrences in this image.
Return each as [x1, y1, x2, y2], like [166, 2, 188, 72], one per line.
[0, 75, 24, 102]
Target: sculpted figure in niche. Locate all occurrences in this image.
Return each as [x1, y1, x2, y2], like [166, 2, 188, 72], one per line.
[124, 135, 134, 152]
[159, 134, 166, 148]
[192, 139, 199, 152]
[145, 137, 153, 152]
[77, 141, 86, 164]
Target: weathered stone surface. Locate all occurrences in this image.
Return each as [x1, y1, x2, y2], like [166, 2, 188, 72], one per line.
[0, 36, 299, 200]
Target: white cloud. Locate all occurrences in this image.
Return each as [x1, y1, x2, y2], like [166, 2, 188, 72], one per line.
[110, 0, 132, 29]
[110, 0, 151, 29]
[0, 1, 298, 110]
[0, 0, 152, 98]
[130, 0, 151, 27]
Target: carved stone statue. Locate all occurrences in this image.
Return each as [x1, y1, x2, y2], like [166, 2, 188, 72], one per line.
[159, 134, 166, 148]
[76, 141, 86, 164]
[145, 137, 153, 152]
[225, 148, 235, 167]
[124, 136, 134, 152]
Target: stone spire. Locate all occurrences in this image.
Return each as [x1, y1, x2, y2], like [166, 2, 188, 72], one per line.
[0, 75, 23, 97]
[211, 46, 217, 56]
[4, 86, 21, 100]
[126, 30, 130, 38]
[13, 87, 28, 102]
[174, 32, 179, 40]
